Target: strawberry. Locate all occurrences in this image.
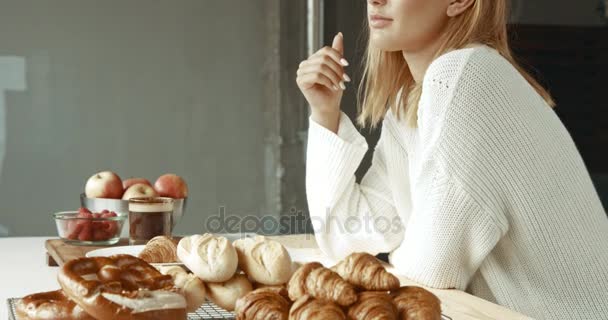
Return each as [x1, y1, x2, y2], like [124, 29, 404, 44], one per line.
[66, 222, 83, 240]
[93, 228, 110, 241]
[78, 221, 93, 241]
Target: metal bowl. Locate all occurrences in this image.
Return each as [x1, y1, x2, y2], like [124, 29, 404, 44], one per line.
[79, 193, 187, 229]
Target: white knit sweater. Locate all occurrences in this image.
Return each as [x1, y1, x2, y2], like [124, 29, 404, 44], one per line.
[305, 45, 608, 319]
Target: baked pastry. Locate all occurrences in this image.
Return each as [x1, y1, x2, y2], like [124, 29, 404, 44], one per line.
[57, 254, 187, 320]
[252, 282, 287, 291]
[287, 262, 323, 301]
[206, 273, 253, 311]
[158, 265, 206, 312]
[177, 234, 238, 282]
[391, 286, 442, 320]
[347, 291, 398, 320]
[138, 236, 178, 263]
[287, 262, 357, 306]
[233, 236, 293, 285]
[235, 287, 291, 320]
[15, 289, 94, 320]
[288, 295, 345, 320]
[332, 252, 400, 291]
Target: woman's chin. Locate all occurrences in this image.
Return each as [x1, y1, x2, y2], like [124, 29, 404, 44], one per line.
[369, 34, 403, 52]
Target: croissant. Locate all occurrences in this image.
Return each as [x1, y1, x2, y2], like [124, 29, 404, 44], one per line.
[287, 262, 323, 301]
[347, 291, 398, 320]
[235, 287, 291, 320]
[287, 262, 357, 306]
[138, 236, 178, 263]
[332, 252, 400, 291]
[289, 295, 346, 320]
[391, 286, 442, 320]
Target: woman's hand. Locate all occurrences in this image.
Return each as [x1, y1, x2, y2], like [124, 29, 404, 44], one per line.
[297, 32, 350, 132]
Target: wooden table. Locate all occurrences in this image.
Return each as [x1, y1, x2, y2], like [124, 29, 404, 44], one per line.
[40, 234, 532, 320]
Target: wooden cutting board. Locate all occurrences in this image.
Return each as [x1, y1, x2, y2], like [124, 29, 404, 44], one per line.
[45, 236, 190, 266]
[45, 238, 130, 266]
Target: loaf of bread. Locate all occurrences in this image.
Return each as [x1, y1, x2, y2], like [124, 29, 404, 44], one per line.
[233, 236, 293, 285]
[206, 273, 253, 311]
[288, 295, 345, 320]
[158, 265, 206, 312]
[347, 291, 397, 320]
[235, 287, 290, 320]
[177, 234, 238, 282]
[332, 252, 400, 291]
[287, 262, 357, 306]
[138, 236, 179, 263]
[391, 286, 442, 320]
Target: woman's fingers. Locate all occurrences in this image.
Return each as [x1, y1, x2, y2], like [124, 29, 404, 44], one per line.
[297, 71, 339, 91]
[332, 32, 344, 55]
[296, 32, 350, 91]
[313, 54, 351, 83]
[298, 60, 345, 87]
[311, 46, 349, 68]
[299, 55, 350, 83]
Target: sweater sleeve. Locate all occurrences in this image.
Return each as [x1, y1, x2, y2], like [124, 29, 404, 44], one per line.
[389, 170, 506, 290]
[305, 111, 405, 260]
[389, 48, 510, 290]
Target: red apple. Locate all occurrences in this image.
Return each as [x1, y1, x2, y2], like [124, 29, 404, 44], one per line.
[85, 171, 123, 199]
[122, 178, 152, 190]
[122, 183, 159, 200]
[154, 174, 188, 199]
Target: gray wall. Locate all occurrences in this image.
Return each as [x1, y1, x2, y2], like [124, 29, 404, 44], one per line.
[0, 0, 275, 236]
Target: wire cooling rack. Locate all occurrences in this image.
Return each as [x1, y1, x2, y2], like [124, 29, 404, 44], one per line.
[8, 298, 236, 320]
[8, 298, 452, 319]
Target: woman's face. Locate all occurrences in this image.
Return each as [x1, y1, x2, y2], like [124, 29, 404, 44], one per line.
[367, 0, 450, 52]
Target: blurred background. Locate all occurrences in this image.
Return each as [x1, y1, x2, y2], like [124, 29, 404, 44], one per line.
[0, 0, 606, 236]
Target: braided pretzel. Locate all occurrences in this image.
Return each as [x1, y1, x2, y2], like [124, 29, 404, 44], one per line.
[15, 290, 94, 320]
[58, 254, 187, 320]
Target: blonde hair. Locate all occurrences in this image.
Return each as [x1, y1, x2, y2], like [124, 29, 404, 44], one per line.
[357, 0, 555, 128]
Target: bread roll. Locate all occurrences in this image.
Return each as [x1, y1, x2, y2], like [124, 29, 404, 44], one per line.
[177, 234, 238, 282]
[206, 273, 253, 311]
[233, 236, 293, 285]
[158, 265, 206, 312]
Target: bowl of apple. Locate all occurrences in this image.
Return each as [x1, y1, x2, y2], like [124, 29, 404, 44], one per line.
[79, 171, 188, 229]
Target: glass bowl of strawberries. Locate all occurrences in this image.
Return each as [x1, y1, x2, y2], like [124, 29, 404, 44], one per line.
[54, 207, 127, 245]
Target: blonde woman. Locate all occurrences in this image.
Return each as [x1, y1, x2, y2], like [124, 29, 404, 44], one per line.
[297, 0, 608, 318]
